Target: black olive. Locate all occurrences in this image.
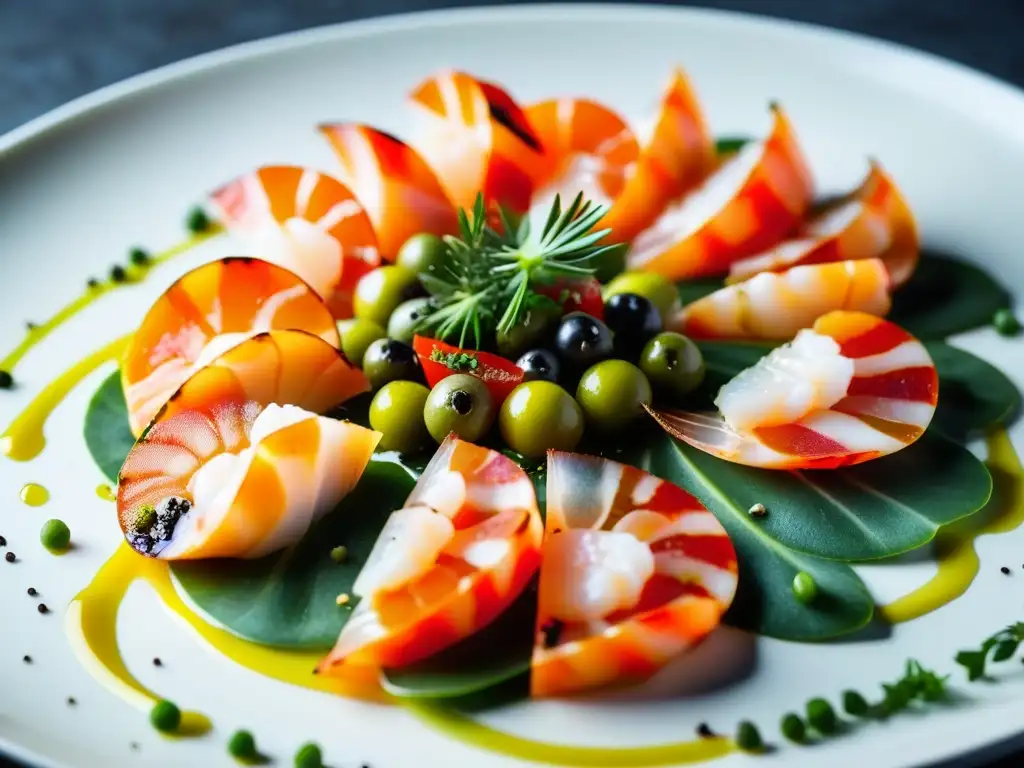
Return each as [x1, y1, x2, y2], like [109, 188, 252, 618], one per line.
[603, 293, 662, 358]
[516, 349, 560, 384]
[554, 312, 614, 373]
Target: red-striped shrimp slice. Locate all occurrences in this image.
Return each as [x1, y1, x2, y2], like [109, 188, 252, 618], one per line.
[628, 104, 814, 280]
[648, 312, 938, 470]
[674, 258, 891, 341]
[117, 330, 375, 560]
[319, 436, 543, 671]
[319, 123, 458, 260]
[531, 453, 737, 698]
[601, 68, 716, 243]
[409, 70, 545, 214]
[524, 98, 639, 216]
[121, 258, 340, 437]
[727, 161, 919, 285]
[210, 165, 380, 317]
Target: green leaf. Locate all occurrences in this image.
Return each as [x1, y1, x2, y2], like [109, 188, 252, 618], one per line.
[381, 586, 536, 699]
[992, 639, 1019, 662]
[955, 650, 987, 681]
[83, 370, 135, 483]
[642, 432, 874, 640]
[698, 340, 1020, 439]
[677, 277, 724, 308]
[715, 136, 752, 156]
[889, 252, 1011, 340]
[171, 460, 417, 648]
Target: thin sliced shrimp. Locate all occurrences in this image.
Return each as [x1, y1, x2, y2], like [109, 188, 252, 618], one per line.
[319, 123, 458, 259]
[117, 330, 375, 560]
[532, 452, 737, 698]
[319, 436, 543, 671]
[648, 311, 938, 469]
[409, 70, 545, 214]
[628, 103, 814, 280]
[674, 258, 891, 341]
[601, 67, 716, 243]
[210, 165, 380, 317]
[121, 258, 339, 436]
[727, 161, 919, 285]
[524, 98, 639, 214]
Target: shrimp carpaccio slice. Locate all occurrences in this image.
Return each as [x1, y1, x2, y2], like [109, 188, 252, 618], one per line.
[121, 258, 339, 437]
[409, 70, 544, 214]
[674, 258, 891, 341]
[648, 311, 938, 469]
[628, 104, 814, 280]
[524, 98, 639, 218]
[319, 124, 458, 259]
[210, 165, 380, 317]
[727, 161, 919, 286]
[117, 330, 375, 560]
[319, 436, 543, 671]
[532, 453, 737, 698]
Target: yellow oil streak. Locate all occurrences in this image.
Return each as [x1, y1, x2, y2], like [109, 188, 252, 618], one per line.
[19, 482, 49, 506]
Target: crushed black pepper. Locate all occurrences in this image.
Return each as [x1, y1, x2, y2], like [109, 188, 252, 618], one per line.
[67, 697, 77, 706]
[87, 277, 101, 289]
[22, 655, 31, 664]
[27, 587, 37, 596]
[130, 742, 140, 751]
[0, 371, 11, 390]
[153, 658, 163, 667]
[25, 321, 37, 331]
[696, 722, 716, 738]
[37, 604, 49, 615]
[5, 552, 16, 563]
[1002, 566, 1011, 575]
[0, 535, 6, 546]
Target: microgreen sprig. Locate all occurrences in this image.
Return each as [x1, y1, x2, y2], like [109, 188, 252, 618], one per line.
[955, 621, 1024, 680]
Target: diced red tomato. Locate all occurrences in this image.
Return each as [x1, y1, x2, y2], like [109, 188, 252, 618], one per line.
[413, 336, 524, 405]
[535, 276, 605, 321]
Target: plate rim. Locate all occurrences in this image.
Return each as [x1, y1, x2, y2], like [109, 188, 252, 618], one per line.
[3, 4, 1024, 768]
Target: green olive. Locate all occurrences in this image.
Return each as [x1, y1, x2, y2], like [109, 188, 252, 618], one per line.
[354, 265, 421, 326]
[362, 338, 423, 390]
[639, 332, 706, 399]
[499, 381, 584, 459]
[336, 318, 386, 367]
[424, 374, 496, 444]
[603, 271, 680, 324]
[387, 297, 434, 344]
[496, 302, 560, 359]
[576, 360, 652, 431]
[396, 233, 447, 276]
[369, 380, 431, 453]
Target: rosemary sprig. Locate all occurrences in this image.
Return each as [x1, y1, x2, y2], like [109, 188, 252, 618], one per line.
[414, 192, 617, 350]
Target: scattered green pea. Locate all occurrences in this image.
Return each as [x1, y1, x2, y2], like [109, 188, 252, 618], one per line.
[735, 720, 763, 752]
[129, 247, 151, 266]
[186, 206, 212, 233]
[40, 519, 71, 551]
[149, 699, 182, 733]
[806, 697, 838, 734]
[993, 308, 1022, 337]
[792, 571, 818, 604]
[780, 712, 806, 743]
[294, 742, 323, 768]
[228, 729, 258, 760]
[842, 689, 869, 717]
[110, 265, 128, 283]
[330, 545, 348, 564]
[0, 370, 12, 389]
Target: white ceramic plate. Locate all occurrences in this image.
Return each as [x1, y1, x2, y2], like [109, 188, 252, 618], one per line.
[4, 5, 1024, 768]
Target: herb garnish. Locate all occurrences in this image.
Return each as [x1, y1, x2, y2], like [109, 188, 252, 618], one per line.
[415, 193, 617, 349]
[429, 348, 480, 371]
[955, 622, 1024, 680]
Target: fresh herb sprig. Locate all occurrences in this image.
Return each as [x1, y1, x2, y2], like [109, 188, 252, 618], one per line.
[415, 192, 617, 349]
[955, 621, 1024, 680]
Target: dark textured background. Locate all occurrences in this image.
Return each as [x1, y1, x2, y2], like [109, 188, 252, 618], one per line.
[2, 1, 1024, 766]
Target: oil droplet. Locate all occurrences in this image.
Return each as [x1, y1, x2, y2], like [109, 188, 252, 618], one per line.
[0, 230, 221, 376]
[1, 334, 131, 462]
[19, 483, 49, 506]
[96, 484, 116, 502]
[880, 430, 1024, 623]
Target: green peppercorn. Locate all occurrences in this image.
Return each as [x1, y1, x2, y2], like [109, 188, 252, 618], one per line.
[735, 720, 763, 752]
[842, 689, 869, 717]
[40, 519, 71, 551]
[149, 699, 182, 733]
[792, 571, 818, 604]
[110, 265, 128, 283]
[186, 206, 212, 233]
[806, 697, 837, 734]
[329, 545, 348, 564]
[228, 729, 258, 760]
[780, 712, 806, 743]
[294, 742, 323, 768]
[0, 370, 12, 389]
[129, 247, 151, 266]
[993, 308, 1022, 337]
